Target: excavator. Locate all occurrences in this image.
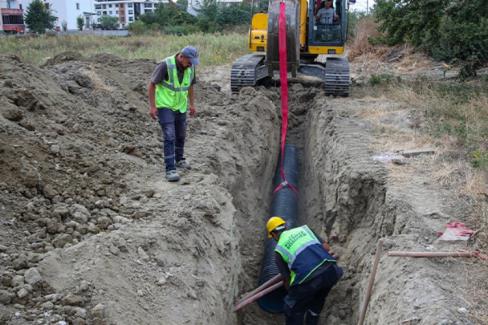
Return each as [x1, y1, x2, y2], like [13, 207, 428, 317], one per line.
[231, 0, 351, 96]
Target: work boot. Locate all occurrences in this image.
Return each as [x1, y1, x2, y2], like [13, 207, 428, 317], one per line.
[176, 160, 191, 170]
[305, 310, 320, 325]
[165, 170, 180, 182]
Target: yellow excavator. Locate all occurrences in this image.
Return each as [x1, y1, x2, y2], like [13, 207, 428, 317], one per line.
[231, 0, 351, 96]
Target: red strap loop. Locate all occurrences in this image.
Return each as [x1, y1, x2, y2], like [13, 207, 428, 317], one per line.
[273, 1, 298, 196]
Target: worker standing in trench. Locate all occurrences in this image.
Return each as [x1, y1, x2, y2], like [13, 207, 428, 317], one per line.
[148, 46, 198, 182]
[267, 216, 343, 325]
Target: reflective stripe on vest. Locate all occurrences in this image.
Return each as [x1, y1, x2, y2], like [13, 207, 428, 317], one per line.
[275, 225, 335, 286]
[155, 55, 194, 113]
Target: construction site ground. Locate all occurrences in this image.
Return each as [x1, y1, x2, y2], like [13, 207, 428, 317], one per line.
[0, 50, 487, 325]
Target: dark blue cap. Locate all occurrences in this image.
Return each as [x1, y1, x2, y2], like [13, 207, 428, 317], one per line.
[181, 46, 199, 66]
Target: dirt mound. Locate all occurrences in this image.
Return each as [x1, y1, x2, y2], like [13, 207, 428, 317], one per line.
[42, 51, 84, 67]
[0, 54, 280, 324]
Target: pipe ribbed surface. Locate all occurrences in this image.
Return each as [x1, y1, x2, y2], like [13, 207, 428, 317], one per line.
[257, 144, 299, 313]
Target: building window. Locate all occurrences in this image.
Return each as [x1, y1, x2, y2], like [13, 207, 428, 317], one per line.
[129, 17, 133, 21]
[95, 4, 101, 9]
[128, 3, 133, 8]
[2, 15, 24, 24]
[76, 3, 79, 10]
[97, 11, 101, 15]
[144, 3, 152, 8]
[128, 10, 133, 14]
[108, 11, 112, 15]
[108, 4, 112, 8]
[103, 11, 107, 15]
[115, 10, 118, 14]
[102, 4, 106, 9]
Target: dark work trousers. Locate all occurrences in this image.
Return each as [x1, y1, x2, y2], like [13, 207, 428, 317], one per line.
[284, 264, 343, 325]
[157, 108, 187, 172]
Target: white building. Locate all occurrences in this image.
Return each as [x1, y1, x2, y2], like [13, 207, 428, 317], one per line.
[93, 0, 168, 28]
[20, 0, 96, 31]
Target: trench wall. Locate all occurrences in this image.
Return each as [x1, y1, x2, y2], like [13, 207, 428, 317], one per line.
[297, 94, 475, 325]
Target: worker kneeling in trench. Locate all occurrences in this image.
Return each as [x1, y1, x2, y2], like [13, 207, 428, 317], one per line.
[267, 217, 343, 325]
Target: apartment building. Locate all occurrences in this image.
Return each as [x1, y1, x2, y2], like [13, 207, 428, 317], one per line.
[93, 0, 168, 28]
[0, 0, 25, 33]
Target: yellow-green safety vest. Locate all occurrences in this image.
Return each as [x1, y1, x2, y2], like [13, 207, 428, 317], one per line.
[275, 225, 336, 286]
[155, 55, 194, 113]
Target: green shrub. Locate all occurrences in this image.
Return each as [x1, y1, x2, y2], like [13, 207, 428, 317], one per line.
[128, 20, 146, 35]
[369, 73, 395, 86]
[471, 150, 488, 170]
[163, 24, 200, 35]
[77, 16, 84, 31]
[100, 15, 119, 30]
[374, 0, 488, 77]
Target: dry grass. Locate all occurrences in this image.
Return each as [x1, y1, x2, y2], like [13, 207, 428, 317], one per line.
[365, 77, 488, 256]
[0, 33, 248, 66]
[348, 16, 385, 61]
[463, 170, 488, 196]
[387, 82, 488, 155]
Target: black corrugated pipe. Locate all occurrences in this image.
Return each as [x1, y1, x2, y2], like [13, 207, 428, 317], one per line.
[257, 144, 299, 313]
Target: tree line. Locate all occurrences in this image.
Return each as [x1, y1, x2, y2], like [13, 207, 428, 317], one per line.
[374, 0, 488, 77]
[129, 0, 258, 35]
[22, 0, 257, 35]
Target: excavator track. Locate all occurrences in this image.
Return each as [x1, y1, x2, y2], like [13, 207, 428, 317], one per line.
[324, 57, 350, 97]
[230, 54, 268, 94]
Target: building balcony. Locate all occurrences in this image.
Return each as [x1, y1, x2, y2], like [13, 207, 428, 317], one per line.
[0, 8, 23, 15]
[1, 8, 25, 33]
[1, 24, 25, 32]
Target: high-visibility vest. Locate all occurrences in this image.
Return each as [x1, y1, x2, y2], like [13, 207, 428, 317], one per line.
[155, 55, 194, 113]
[275, 225, 336, 286]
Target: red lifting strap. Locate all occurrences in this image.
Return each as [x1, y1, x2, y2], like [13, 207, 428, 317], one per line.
[274, 0, 298, 195]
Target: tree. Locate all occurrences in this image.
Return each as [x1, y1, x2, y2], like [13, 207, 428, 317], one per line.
[140, 2, 193, 27]
[176, 0, 188, 11]
[99, 15, 119, 30]
[77, 16, 84, 31]
[374, 0, 488, 77]
[24, 0, 57, 34]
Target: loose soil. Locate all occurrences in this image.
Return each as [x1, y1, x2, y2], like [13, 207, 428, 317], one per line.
[0, 51, 486, 325]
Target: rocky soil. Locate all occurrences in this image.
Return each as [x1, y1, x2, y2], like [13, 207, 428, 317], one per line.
[0, 51, 486, 325]
[0, 52, 281, 324]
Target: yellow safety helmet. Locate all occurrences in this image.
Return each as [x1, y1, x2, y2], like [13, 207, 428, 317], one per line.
[266, 216, 286, 238]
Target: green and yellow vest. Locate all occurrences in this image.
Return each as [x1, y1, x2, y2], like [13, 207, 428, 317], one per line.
[275, 225, 336, 286]
[155, 55, 194, 113]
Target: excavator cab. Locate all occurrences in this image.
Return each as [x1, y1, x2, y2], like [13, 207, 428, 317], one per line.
[231, 0, 351, 96]
[310, 0, 347, 48]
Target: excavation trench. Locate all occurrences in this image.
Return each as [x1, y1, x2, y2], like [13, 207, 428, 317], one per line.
[232, 83, 387, 325]
[233, 83, 477, 325]
[1, 56, 476, 324]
